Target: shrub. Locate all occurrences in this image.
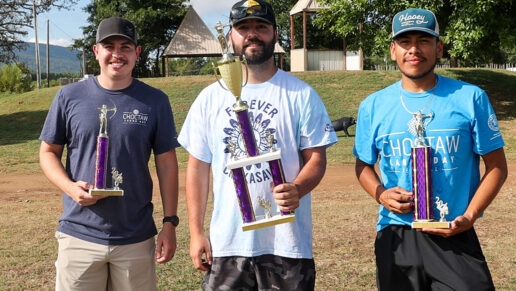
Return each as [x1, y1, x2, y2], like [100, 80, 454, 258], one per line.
[0, 63, 33, 93]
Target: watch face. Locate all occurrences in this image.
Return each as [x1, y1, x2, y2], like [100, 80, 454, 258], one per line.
[163, 216, 179, 226]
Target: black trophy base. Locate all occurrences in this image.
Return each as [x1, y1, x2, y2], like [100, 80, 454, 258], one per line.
[242, 213, 295, 231]
[412, 220, 450, 229]
[89, 188, 124, 196]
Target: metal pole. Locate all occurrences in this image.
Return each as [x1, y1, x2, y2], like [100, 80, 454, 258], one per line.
[46, 19, 50, 88]
[33, 0, 41, 89]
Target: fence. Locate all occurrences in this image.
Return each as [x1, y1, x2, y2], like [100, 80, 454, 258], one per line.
[374, 63, 516, 71]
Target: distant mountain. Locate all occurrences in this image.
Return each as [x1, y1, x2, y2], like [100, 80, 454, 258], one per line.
[11, 42, 82, 74]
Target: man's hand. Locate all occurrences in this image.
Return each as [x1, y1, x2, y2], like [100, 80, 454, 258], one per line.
[377, 186, 413, 214]
[68, 181, 107, 206]
[155, 223, 177, 264]
[421, 215, 474, 237]
[189, 233, 212, 271]
[273, 182, 300, 212]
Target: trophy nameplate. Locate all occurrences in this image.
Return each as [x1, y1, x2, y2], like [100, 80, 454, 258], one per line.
[89, 104, 124, 196]
[213, 21, 295, 231]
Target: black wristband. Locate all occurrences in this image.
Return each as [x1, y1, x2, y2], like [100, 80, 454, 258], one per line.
[163, 215, 179, 227]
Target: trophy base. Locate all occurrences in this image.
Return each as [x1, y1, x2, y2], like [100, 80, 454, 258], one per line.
[412, 220, 450, 229]
[89, 188, 124, 196]
[242, 213, 296, 231]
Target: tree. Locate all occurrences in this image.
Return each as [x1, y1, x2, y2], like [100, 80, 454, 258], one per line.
[0, 63, 32, 93]
[315, 0, 516, 66]
[0, 0, 77, 64]
[74, 0, 187, 78]
[271, 0, 344, 51]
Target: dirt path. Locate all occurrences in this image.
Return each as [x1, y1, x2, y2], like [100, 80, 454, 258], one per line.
[1, 163, 513, 199]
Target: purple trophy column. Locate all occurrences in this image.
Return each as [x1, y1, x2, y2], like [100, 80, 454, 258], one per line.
[231, 168, 255, 223]
[236, 110, 258, 157]
[412, 147, 433, 221]
[269, 159, 292, 215]
[94, 136, 109, 189]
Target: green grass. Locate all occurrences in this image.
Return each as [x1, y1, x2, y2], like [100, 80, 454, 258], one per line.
[3, 69, 515, 173]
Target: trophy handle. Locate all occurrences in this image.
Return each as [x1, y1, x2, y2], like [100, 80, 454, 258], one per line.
[242, 57, 249, 87]
[212, 62, 229, 91]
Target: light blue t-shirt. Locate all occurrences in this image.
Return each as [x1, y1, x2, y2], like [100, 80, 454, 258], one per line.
[353, 75, 504, 231]
[178, 69, 338, 258]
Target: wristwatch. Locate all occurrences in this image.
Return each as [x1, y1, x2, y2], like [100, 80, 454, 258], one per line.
[163, 215, 179, 227]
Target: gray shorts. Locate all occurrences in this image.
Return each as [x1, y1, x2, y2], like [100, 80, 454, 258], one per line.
[202, 255, 315, 291]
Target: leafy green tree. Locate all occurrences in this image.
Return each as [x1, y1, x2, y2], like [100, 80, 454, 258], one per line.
[74, 0, 187, 77]
[315, 0, 516, 66]
[0, 0, 77, 64]
[270, 0, 344, 70]
[0, 63, 32, 93]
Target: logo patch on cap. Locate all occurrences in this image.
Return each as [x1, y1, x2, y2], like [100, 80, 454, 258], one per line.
[244, 0, 260, 7]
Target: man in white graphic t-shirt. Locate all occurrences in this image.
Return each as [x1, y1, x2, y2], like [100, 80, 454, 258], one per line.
[178, 1, 337, 289]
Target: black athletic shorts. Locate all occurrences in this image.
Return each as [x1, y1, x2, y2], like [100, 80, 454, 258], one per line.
[202, 255, 316, 291]
[375, 225, 495, 291]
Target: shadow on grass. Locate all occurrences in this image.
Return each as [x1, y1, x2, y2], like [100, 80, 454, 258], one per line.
[442, 69, 516, 120]
[0, 110, 48, 145]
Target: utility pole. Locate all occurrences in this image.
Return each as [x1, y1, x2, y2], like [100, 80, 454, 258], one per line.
[82, 38, 87, 77]
[32, 0, 41, 89]
[46, 19, 50, 88]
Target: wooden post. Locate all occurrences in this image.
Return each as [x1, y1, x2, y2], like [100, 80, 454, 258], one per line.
[302, 11, 307, 49]
[359, 23, 364, 71]
[343, 37, 347, 71]
[165, 57, 169, 77]
[46, 19, 50, 87]
[290, 15, 295, 50]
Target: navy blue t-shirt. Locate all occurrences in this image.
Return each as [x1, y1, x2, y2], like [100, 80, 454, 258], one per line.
[40, 77, 180, 245]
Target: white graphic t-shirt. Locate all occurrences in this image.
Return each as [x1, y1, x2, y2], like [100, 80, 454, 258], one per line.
[179, 69, 338, 258]
[354, 75, 505, 231]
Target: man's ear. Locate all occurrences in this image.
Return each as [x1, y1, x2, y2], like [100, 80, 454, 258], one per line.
[93, 44, 99, 60]
[436, 39, 444, 59]
[390, 42, 397, 61]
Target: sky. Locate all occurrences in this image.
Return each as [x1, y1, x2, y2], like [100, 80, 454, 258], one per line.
[24, 0, 237, 47]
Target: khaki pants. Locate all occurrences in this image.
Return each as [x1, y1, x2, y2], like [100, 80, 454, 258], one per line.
[55, 231, 156, 291]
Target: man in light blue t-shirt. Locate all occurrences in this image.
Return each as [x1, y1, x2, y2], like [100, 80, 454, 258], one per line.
[354, 8, 507, 291]
[178, 1, 337, 290]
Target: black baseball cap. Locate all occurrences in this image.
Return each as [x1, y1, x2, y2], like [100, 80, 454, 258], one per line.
[230, 0, 276, 29]
[96, 16, 137, 45]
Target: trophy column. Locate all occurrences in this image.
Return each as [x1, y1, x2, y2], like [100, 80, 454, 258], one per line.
[410, 112, 449, 228]
[89, 104, 124, 196]
[94, 134, 109, 189]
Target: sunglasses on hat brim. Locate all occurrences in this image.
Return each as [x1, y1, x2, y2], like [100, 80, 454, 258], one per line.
[231, 5, 268, 20]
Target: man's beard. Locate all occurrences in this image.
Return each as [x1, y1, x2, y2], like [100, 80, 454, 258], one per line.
[400, 58, 438, 80]
[234, 37, 275, 65]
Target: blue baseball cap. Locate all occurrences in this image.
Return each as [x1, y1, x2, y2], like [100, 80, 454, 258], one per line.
[392, 8, 439, 39]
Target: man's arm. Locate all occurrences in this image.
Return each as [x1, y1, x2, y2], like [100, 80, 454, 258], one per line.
[423, 147, 507, 237]
[154, 149, 179, 264]
[355, 158, 413, 214]
[185, 154, 212, 271]
[272, 146, 326, 212]
[39, 141, 105, 206]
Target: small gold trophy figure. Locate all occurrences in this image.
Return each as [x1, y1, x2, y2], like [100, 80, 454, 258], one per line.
[89, 104, 124, 196]
[213, 21, 295, 231]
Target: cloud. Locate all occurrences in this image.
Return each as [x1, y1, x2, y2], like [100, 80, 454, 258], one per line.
[28, 37, 74, 47]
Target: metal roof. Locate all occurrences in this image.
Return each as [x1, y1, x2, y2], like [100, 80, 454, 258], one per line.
[163, 6, 285, 58]
[290, 0, 328, 16]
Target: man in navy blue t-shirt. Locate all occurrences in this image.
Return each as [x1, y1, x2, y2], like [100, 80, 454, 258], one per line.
[39, 17, 180, 290]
